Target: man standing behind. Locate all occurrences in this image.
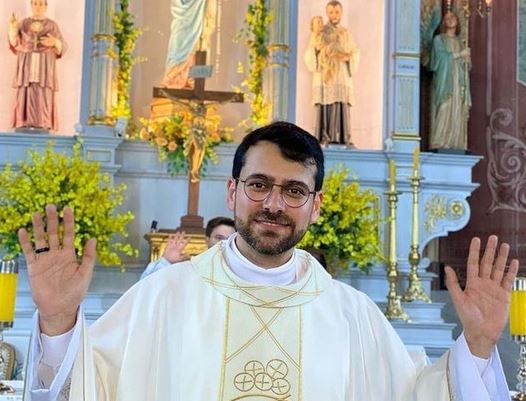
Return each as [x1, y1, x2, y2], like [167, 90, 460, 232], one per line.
[304, 1, 359, 145]
[8, 0, 66, 131]
[140, 216, 235, 279]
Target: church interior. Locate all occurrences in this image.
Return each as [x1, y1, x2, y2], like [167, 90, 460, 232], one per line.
[0, 0, 525, 398]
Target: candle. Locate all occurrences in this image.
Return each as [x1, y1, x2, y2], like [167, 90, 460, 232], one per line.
[447, 0, 452, 10]
[511, 278, 526, 336]
[485, 0, 492, 5]
[389, 159, 396, 190]
[412, 147, 420, 178]
[0, 272, 17, 323]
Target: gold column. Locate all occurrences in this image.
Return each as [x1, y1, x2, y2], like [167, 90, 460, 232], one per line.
[384, 160, 409, 321]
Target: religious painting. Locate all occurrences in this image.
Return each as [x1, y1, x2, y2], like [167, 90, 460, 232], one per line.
[295, 0, 386, 149]
[132, 0, 250, 141]
[519, 0, 526, 86]
[0, 0, 85, 135]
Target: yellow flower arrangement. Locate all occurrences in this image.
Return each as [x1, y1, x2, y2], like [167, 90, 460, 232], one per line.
[236, 0, 272, 128]
[0, 143, 137, 267]
[139, 105, 233, 176]
[298, 165, 383, 272]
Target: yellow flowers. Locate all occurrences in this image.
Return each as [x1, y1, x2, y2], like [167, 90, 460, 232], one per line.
[0, 143, 138, 267]
[236, 0, 272, 128]
[298, 165, 383, 272]
[138, 106, 232, 176]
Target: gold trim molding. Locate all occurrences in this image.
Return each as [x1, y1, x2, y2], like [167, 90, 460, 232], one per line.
[391, 132, 421, 141]
[88, 115, 115, 126]
[92, 33, 115, 42]
[268, 44, 289, 51]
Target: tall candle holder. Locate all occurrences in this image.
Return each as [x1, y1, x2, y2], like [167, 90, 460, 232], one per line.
[402, 153, 431, 303]
[0, 259, 18, 394]
[384, 160, 409, 321]
[511, 277, 526, 401]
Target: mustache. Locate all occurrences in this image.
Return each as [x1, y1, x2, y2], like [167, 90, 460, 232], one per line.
[251, 211, 293, 226]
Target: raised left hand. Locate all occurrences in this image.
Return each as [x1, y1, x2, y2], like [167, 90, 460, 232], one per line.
[445, 235, 519, 358]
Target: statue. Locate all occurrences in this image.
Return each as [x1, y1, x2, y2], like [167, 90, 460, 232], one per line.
[7, 0, 66, 131]
[304, 1, 360, 146]
[428, 11, 471, 151]
[161, 0, 217, 88]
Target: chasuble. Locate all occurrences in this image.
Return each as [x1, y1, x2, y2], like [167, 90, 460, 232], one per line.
[58, 244, 465, 401]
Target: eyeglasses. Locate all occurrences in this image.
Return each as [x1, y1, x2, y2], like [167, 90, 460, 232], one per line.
[237, 177, 316, 208]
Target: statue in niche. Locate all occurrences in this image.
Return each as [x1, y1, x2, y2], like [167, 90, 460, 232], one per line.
[428, 11, 472, 151]
[7, 0, 66, 132]
[161, 0, 217, 88]
[304, 1, 360, 146]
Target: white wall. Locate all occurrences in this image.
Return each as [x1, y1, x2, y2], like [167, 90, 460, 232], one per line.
[295, 0, 385, 149]
[0, 0, 85, 135]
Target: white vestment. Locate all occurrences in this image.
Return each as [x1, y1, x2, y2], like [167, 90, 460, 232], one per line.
[27, 242, 509, 400]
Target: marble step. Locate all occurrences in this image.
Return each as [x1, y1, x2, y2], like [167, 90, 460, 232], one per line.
[392, 321, 456, 349]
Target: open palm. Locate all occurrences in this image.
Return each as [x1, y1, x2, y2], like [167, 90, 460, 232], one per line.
[445, 235, 519, 358]
[18, 205, 96, 335]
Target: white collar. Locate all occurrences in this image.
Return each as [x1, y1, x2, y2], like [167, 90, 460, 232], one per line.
[222, 233, 297, 286]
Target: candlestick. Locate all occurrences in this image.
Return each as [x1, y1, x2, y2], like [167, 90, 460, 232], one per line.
[402, 174, 431, 303]
[384, 183, 409, 321]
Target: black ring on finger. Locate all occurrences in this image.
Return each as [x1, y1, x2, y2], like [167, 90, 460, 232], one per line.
[35, 247, 50, 254]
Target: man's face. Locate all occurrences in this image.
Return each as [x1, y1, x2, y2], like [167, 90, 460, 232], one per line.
[206, 224, 236, 248]
[326, 4, 342, 25]
[31, 0, 47, 17]
[227, 141, 322, 257]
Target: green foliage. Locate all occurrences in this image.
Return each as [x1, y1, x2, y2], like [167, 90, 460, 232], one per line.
[138, 106, 233, 176]
[0, 143, 138, 267]
[236, 0, 272, 128]
[112, 0, 143, 119]
[298, 166, 383, 272]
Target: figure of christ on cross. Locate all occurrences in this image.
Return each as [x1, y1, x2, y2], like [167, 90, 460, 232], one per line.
[153, 50, 243, 236]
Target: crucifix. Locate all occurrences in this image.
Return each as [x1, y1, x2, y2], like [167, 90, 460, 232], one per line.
[146, 51, 243, 260]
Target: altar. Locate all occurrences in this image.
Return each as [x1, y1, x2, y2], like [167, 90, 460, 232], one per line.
[0, 0, 523, 391]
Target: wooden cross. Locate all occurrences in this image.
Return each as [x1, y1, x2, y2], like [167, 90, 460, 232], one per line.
[152, 50, 244, 235]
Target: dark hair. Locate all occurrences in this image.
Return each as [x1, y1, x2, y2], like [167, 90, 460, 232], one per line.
[206, 216, 235, 237]
[232, 121, 325, 191]
[326, 1, 343, 9]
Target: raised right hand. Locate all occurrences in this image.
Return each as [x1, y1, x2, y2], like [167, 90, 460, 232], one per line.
[162, 232, 189, 263]
[18, 205, 97, 336]
[8, 13, 18, 30]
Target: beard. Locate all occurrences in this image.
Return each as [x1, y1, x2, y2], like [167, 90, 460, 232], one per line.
[235, 210, 308, 256]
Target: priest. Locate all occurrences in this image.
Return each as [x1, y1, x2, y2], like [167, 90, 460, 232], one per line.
[20, 121, 517, 400]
